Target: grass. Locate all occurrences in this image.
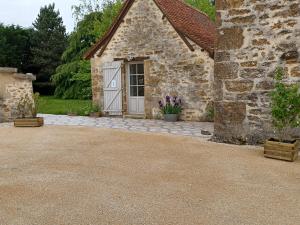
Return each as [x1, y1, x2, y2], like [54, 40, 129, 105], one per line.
[38, 96, 93, 116]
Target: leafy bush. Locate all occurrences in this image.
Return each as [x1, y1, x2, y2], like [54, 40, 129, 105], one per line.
[52, 60, 92, 99]
[159, 96, 183, 115]
[270, 67, 300, 141]
[16, 93, 39, 118]
[90, 103, 101, 113]
[205, 103, 214, 122]
[32, 93, 40, 117]
[184, 0, 215, 21]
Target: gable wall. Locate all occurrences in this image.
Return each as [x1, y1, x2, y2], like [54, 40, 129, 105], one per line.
[91, 0, 214, 121]
[214, 0, 300, 143]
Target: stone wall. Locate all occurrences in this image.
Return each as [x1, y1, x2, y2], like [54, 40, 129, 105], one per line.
[91, 0, 214, 121]
[0, 68, 36, 122]
[214, 0, 300, 144]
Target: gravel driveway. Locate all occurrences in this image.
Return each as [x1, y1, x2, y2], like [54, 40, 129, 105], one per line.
[0, 126, 299, 225]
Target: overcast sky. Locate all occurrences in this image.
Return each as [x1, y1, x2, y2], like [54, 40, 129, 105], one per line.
[0, 0, 80, 32]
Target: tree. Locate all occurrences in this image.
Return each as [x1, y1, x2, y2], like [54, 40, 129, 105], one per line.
[185, 0, 216, 21]
[0, 24, 34, 73]
[52, 0, 123, 99]
[31, 4, 67, 85]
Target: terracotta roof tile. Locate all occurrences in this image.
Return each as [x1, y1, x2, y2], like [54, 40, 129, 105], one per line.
[155, 0, 216, 56]
[84, 0, 216, 59]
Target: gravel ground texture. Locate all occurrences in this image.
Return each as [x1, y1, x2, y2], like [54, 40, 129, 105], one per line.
[0, 126, 299, 225]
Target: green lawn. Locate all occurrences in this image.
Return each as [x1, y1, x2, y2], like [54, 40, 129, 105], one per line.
[38, 96, 93, 116]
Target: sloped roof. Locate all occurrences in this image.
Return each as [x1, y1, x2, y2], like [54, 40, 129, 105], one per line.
[84, 0, 216, 59]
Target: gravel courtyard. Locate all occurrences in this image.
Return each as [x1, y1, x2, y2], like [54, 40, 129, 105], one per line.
[0, 126, 299, 225]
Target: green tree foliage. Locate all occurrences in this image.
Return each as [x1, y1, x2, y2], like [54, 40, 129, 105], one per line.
[52, 0, 123, 99]
[52, 60, 92, 99]
[62, 12, 102, 63]
[270, 68, 300, 141]
[185, 0, 216, 21]
[31, 3, 67, 83]
[0, 24, 34, 73]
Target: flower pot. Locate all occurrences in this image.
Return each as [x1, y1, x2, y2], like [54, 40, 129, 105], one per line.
[264, 139, 299, 162]
[14, 117, 44, 127]
[164, 114, 178, 122]
[89, 112, 101, 118]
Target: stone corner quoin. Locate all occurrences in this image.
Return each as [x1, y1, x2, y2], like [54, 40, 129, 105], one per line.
[214, 0, 300, 144]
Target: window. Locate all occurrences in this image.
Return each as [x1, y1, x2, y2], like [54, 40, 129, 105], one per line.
[129, 63, 144, 97]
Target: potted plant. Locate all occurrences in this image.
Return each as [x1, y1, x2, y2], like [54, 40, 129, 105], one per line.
[159, 96, 182, 122]
[14, 93, 44, 127]
[264, 67, 300, 162]
[89, 104, 101, 118]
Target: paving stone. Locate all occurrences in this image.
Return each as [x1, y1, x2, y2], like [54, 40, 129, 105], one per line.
[0, 114, 214, 139]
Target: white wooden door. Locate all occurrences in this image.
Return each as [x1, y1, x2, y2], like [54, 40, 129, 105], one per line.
[103, 61, 122, 115]
[128, 63, 144, 115]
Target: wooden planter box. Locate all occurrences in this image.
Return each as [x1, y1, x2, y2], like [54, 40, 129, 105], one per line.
[264, 139, 299, 162]
[14, 117, 44, 127]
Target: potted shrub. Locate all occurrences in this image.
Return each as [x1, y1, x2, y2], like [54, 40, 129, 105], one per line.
[14, 93, 44, 127]
[159, 96, 182, 122]
[89, 104, 101, 118]
[264, 67, 300, 162]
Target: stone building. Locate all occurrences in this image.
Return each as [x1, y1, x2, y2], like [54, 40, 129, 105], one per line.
[214, 0, 300, 144]
[0, 67, 36, 122]
[85, 0, 216, 121]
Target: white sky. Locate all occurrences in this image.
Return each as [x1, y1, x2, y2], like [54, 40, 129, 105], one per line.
[0, 0, 80, 32]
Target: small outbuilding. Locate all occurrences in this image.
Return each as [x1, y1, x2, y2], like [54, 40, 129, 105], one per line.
[0, 67, 35, 122]
[85, 0, 216, 121]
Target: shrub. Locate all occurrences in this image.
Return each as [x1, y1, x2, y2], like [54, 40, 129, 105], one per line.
[270, 67, 300, 141]
[52, 60, 92, 100]
[16, 93, 39, 118]
[205, 103, 214, 122]
[159, 96, 183, 115]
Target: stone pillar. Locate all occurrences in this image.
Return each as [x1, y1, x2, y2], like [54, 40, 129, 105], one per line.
[214, 0, 300, 144]
[0, 67, 36, 122]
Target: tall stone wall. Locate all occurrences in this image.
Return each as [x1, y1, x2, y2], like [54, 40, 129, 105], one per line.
[91, 0, 214, 121]
[214, 0, 300, 144]
[0, 68, 36, 122]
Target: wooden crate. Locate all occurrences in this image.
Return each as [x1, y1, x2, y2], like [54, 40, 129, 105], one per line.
[14, 117, 44, 127]
[264, 139, 299, 162]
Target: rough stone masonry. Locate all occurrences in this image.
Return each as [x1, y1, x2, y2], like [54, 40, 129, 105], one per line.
[0, 67, 35, 122]
[214, 0, 300, 144]
[91, 0, 214, 121]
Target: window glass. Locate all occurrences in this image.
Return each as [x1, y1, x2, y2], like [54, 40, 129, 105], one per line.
[130, 75, 137, 85]
[130, 86, 138, 96]
[130, 64, 136, 74]
[138, 75, 144, 85]
[137, 64, 144, 74]
[138, 86, 144, 97]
